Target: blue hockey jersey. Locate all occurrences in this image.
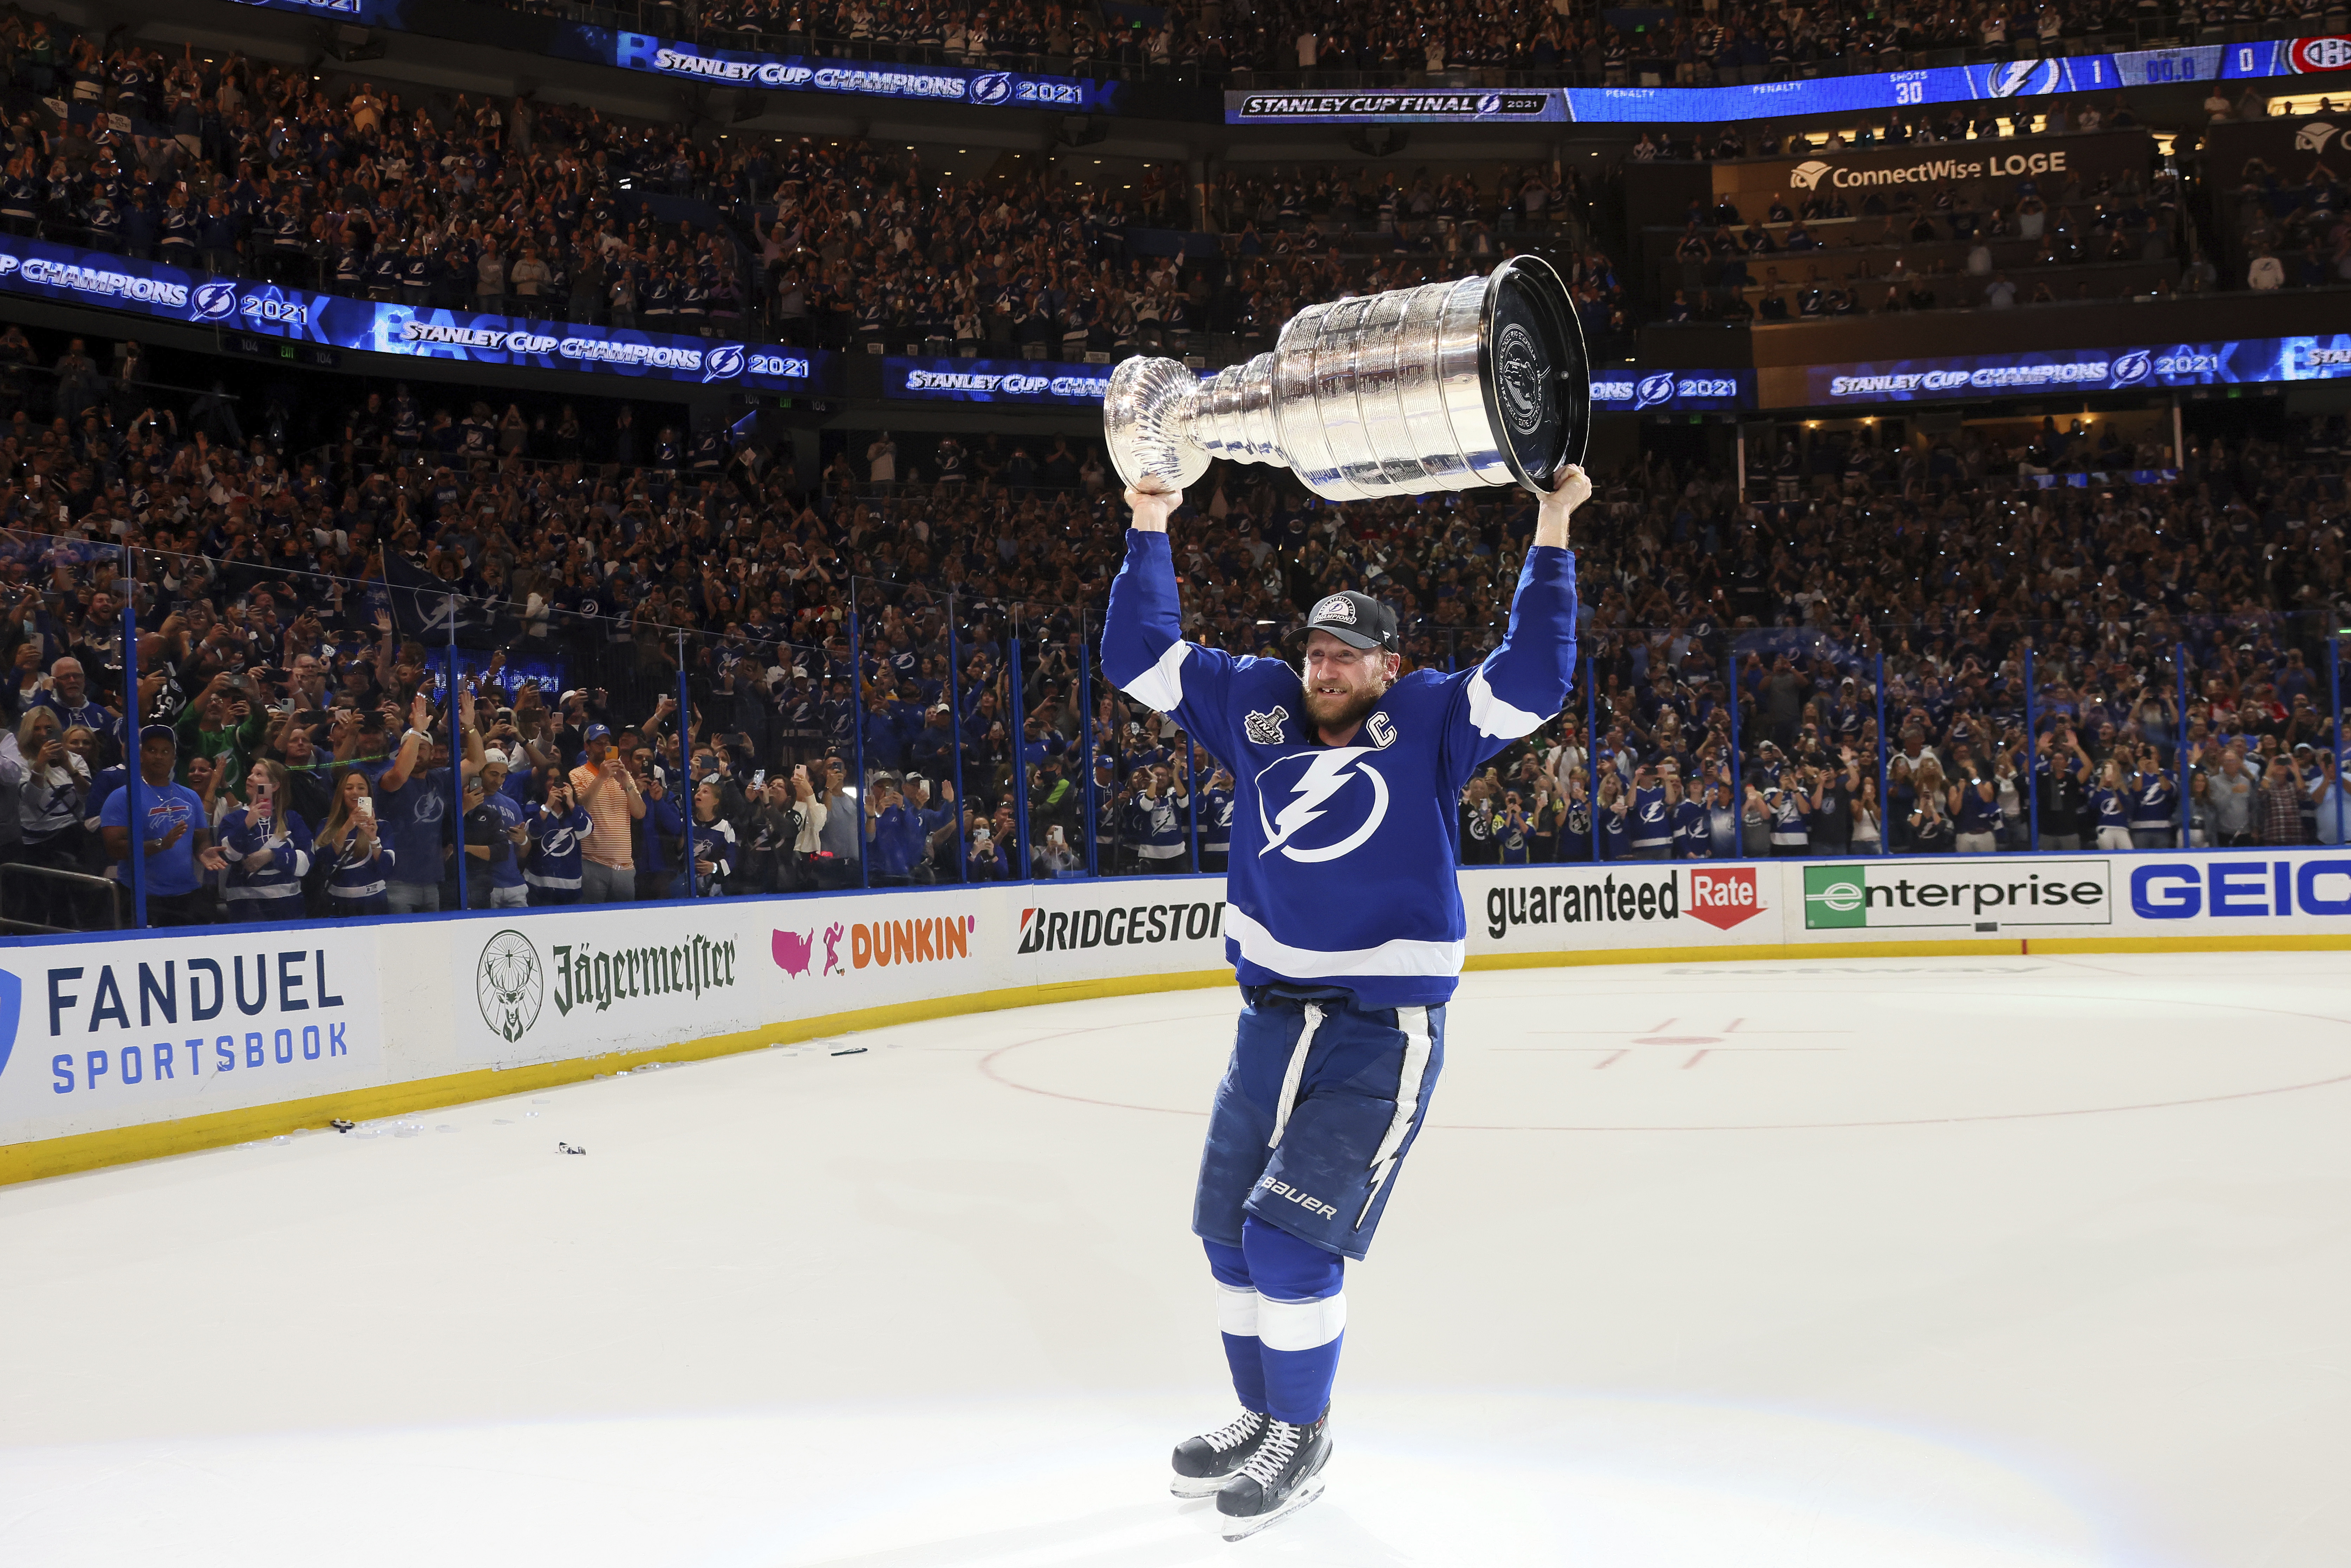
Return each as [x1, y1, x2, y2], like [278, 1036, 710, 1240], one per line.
[1102, 529, 1577, 1007]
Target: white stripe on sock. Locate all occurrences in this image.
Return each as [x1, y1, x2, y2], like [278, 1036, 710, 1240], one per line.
[1257, 1291, 1346, 1353]
[1215, 1281, 1261, 1337]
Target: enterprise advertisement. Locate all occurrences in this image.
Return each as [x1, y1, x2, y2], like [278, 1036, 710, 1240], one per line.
[1799, 336, 2351, 405]
[0, 236, 833, 393]
[1227, 35, 2349, 124]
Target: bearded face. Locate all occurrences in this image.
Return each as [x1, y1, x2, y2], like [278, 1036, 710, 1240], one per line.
[1300, 631, 1397, 735]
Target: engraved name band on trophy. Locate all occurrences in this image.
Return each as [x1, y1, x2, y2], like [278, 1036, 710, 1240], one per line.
[1101, 256, 1591, 503]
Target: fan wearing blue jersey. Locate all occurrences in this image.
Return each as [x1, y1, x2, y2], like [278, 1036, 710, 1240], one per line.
[1104, 463, 1588, 1540]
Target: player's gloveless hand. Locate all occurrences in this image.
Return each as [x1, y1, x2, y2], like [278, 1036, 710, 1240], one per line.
[1124, 486, 1179, 534]
[1535, 463, 1591, 549]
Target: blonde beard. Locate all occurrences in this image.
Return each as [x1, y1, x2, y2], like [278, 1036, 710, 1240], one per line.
[1303, 677, 1391, 734]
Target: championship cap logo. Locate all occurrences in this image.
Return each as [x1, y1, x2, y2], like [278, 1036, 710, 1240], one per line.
[1312, 594, 1357, 625]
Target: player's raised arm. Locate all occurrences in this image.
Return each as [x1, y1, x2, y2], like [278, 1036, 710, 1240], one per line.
[1102, 485, 1245, 757]
[1442, 463, 1590, 777]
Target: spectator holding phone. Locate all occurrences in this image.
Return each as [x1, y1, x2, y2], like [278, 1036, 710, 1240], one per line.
[218, 758, 311, 920]
[525, 773, 591, 904]
[317, 767, 391, 917]
[2128, 745, 2179, 849]
[689, 779, 736, 895]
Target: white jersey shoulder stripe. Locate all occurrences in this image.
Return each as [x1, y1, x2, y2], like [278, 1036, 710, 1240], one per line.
[1223, 905, 1465, 979]
[1466, 661, 1545, 740]
[1120, 639, 1189, 713]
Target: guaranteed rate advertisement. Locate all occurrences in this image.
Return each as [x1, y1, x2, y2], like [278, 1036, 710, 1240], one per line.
[1796, 335, 2351, 406]
[0, 235, 832, 392]
[1228, 35, 2348, 124]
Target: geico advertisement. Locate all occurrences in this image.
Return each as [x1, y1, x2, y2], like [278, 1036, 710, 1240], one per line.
[2125, 855, 2351, 923]
[0, 930, 382, 1142]
[1464, 863, 1779, 949]
[452, 908, 762, 1068]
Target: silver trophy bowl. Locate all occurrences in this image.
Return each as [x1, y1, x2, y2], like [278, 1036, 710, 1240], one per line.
[1103, 256, 1589, 501]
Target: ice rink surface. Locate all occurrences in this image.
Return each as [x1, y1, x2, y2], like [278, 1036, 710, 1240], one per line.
[6, 951, 2351, 1568]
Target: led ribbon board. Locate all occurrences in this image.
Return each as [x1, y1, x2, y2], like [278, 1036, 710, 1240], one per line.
[1228, 37, 2351, 123]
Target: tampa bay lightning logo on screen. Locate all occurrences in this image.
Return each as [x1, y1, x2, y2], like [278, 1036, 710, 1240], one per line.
[1984, 59, 2062, 97]
[1634, 373, 1676, 410]
[971, 72, 1014, 105]
[2109, 350, 2152, 387]
[1256, 747, 1389, 863]
[1478, 94, 1501, 115]
[190, 281, 238, 321]
[703, 343, 746, 381]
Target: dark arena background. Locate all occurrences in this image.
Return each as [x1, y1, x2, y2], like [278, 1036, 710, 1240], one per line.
[1, 0, 2349, 1562]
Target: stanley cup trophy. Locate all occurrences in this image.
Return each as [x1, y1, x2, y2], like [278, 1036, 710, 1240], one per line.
[1103, 256, 1591, 502]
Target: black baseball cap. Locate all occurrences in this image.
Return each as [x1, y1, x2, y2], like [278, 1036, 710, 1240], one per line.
[1292, 591, 1399, 654]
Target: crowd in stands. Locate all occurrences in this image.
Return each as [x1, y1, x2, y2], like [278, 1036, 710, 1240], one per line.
[0, 313, 2344, 930]
[2228, 150, 2351, 290]
[1655, 152, 2198, 320]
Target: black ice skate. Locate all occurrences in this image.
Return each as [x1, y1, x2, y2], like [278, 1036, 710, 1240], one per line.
[1214, 1408, 1331, 1540]
[1170, 1408, 1269, 1498]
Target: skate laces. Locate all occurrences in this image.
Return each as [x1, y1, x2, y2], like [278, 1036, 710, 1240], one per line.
[1207, 1409, 1267, 1452]
[1238, 1419, 1301, 1485]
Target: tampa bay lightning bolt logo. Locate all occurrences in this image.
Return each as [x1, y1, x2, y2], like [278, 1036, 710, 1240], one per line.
[1634, 373, 1676, 410]
[2110, 350, 2152, 387]
[1256, 747, 1389, 863]
[1478, 93, 1501, 115]
[703, 342, 747, 381]
[970, 72, 1014, 105]
[1985, 59, 2063, 96]
[190, 281, 238, 321]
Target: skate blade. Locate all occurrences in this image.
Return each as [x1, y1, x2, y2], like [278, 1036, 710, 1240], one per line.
[1217, 1474, 1327, 1541]
[1170, 1472, 1230, 1499]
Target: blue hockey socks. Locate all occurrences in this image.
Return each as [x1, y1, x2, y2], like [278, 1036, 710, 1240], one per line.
[1222, 1217, 1346, 1425]
[1203, 1239, 1268, 1413]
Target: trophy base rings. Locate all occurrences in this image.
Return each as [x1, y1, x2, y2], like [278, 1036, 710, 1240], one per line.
[1103, 256, 1590, 503]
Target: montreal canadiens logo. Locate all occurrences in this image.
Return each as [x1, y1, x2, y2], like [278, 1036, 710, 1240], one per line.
[703, 342, 746, 380]
[1634, 372, 1676, 410]
[970, 72, 1014, 105]
[2109, 350, 2152, 386]
[2292, 37, 2351, 72]
[190, 281, 237, 320]
[1256, 747, 1389, 864]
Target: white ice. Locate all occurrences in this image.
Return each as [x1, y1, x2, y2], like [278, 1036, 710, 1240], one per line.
[5, 952, 2350, 1568]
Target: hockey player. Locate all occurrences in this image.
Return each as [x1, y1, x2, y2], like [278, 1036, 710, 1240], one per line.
[1102, 463, 1588, 1539]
